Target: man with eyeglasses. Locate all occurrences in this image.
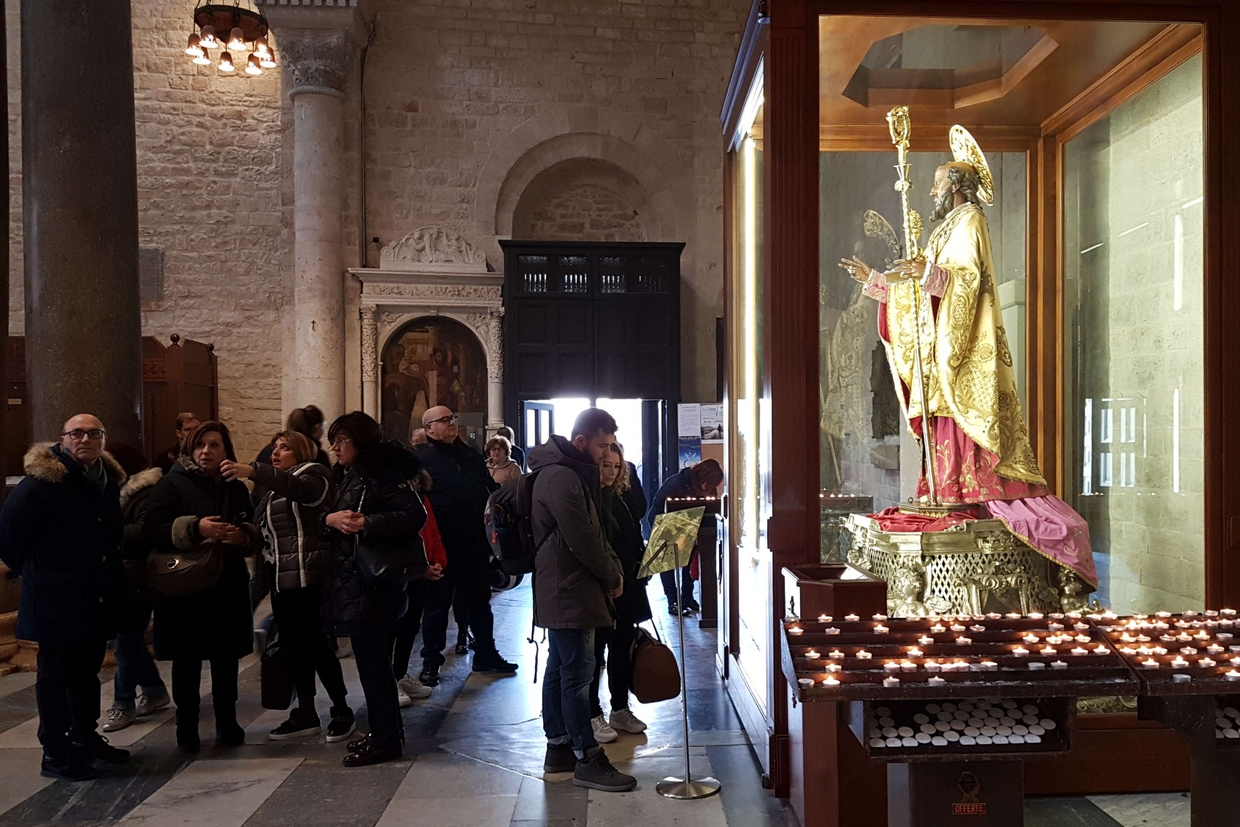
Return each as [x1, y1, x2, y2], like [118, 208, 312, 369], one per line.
[0, 415, 130, 780]
[414, 406, 518, 684]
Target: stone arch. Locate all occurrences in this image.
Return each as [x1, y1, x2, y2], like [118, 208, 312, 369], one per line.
[512, 158, 653, 242]
[378, 314, 489, 447]
[475, 106, 693, 252]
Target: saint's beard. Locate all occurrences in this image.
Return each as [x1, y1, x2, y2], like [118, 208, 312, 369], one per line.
[930, 188, 954, 222]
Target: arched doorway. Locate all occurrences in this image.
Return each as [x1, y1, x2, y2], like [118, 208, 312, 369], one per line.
[380, 316, 489, 451]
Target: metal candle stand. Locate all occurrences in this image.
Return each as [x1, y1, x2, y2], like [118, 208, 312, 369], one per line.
[656, 498, 721, 801]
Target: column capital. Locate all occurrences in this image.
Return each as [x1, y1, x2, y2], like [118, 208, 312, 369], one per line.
[261, 1, 365, 97]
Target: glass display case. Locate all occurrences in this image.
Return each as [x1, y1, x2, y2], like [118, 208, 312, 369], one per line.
[720, 0, 1235, 803]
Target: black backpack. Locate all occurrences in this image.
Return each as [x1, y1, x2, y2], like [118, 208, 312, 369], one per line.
[485, 470, 542, 575]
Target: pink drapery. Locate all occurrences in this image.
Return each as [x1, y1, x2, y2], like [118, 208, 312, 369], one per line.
[872, 298, 1098, 587]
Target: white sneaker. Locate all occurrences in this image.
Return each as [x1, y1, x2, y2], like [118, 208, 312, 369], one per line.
[397, 674, 432, 703]
[102, 706, 135, 732]
[591, 714, 618, 744]
[609, 708, 647, 734]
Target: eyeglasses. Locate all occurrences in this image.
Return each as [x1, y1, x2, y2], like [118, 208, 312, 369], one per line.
[426, 415, 458, 426]
[62, 429, 106, 441]
[330, 436, 353, 448]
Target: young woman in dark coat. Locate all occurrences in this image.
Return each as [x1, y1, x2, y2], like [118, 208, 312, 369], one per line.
[323, 412, 440, 767]
[589, 442, 653, 740]
[222, 430, 353, 744]
[144, 422, 261, 753]
[102, 443, 170, 734]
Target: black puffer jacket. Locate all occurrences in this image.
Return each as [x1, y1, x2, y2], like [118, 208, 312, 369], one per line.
[0, 444, 126, 645]
[323, 442, 428, 636]
[253, 461, 332, 592]
[145, 458, 260, 661]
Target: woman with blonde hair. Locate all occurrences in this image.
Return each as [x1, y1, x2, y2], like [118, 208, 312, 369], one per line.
[222, 430, 351, 742]
[588, 441, 652, 742]
[485, 435, 522, 484]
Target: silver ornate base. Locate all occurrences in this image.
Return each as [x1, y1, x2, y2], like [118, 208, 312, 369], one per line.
[656, 776, 722, 800]
[844, 513, 1096, 617]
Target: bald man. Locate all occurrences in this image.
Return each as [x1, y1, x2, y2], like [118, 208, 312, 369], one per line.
[0, 415, 130, 780]
[414, 406, 517, 683]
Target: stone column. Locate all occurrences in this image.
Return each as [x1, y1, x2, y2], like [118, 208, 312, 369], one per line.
[276, 25, 355, 425]
[485, 309, 505, 432]
[21, 0, 142, 445]
[360, 305, 378, 418]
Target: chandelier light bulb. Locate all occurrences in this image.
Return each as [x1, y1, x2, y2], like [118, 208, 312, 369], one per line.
[245, 53, 263, 75]
[185, 33, 203, 57]
[255, 36, 270, 56]
[200, 25, 218, 49]
[260, 48, 276, 69]
[192, 50, 212, 66]
[227, 27, 246, 51]
[218, 51, 235, 72]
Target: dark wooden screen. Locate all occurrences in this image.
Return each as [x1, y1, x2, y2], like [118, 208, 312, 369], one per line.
[500, 240, 683, 445]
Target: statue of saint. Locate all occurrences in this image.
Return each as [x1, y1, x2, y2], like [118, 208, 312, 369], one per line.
[839, 132, 1096, 589]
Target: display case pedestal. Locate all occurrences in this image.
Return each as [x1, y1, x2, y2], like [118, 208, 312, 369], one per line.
[1139, 694, 1240, 826]
[782, 565, 887, 827]
[888, 761, 1024, 827]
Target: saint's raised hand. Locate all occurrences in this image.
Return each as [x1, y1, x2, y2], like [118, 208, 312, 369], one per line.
[839, 256, 872, 283]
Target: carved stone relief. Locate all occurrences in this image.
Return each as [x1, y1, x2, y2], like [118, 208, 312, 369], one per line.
[278, 29, 353, 93]
[379, 226, 487, 271]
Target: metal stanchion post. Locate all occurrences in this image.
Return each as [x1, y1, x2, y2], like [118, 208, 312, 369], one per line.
[656, 556, 720, 800]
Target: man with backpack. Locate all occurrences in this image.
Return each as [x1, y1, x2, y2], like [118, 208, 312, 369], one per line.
[527, 408, 636, 793]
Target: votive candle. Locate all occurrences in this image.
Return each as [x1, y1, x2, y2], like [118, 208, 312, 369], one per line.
[1013, 646, 1030, 657]
[856, 650, 873, 660]
[1071, 647, 1089, 656]
[788, 626, 803, 636]
[1227, 670, 1240, 682]
[882, 676, 900, 687]
[1201, 657, 1217, 668]
[818, 614, 831, 623]
[805, 649, 820, 660]
[1051, 660, 1068, 670]
[919, 636, 935, 646]
[874, 625, 890, 634]
[1171, 657, 1190, 668]
[928, 676, 946, 686]
[844, 614, 860, 622]
[956, 637, 972, 646]
[824, 676, 841, 686]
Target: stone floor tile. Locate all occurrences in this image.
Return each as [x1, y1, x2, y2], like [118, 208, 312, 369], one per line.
[117, 756, 302, 827]
[375, 794, 518, 827]
[0, 749, 53, 817]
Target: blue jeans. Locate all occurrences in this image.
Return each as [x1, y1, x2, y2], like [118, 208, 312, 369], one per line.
[112, 630, 166, 708]
[542, 628, 597, 758]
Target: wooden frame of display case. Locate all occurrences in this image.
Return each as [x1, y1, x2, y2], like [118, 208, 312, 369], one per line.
[720, 0, 1240, 802]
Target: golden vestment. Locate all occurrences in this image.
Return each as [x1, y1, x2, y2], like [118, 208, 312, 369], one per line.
[883, 203, 1044, 486]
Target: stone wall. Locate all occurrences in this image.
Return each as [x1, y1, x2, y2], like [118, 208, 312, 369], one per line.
[360, 0, 748, 403]
[5, 0, 744, 456]
[1062, 55, 1204, 612]
[518, 184, 647, 242]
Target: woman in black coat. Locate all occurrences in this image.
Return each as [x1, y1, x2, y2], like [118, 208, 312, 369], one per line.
[589, 442, 653, 739]
[323, 412, 439, 767]
[145, 422, 260, 753]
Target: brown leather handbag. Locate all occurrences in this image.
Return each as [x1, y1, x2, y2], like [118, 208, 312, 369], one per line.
[629, 623, 681, 703]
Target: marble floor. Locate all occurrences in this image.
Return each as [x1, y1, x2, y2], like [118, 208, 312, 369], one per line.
[0, 582, 1196, 826]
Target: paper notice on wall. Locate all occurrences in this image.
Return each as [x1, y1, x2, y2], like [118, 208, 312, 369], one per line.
[699, 404, 724, 443]
[677, 403, 702, 469]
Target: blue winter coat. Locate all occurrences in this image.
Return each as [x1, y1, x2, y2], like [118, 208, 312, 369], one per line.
[0, 443, 126, 644]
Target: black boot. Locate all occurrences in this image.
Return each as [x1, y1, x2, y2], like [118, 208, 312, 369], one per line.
[343, 737, 401, 767]
[176, 709, 201, 753]
[454, 629, 470, 656]
[419, 662, 441, 687]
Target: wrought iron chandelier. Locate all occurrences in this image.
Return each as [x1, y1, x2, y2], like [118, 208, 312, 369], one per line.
[184, 3, 276, 76]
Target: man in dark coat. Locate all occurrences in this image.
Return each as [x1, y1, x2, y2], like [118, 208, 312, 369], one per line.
[528, 408, 634, 793]
[415, 406, 517, 683]
[643, 459, 723, 615]
[0, 414, 130, 781]
[153, 412, 200, 473]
